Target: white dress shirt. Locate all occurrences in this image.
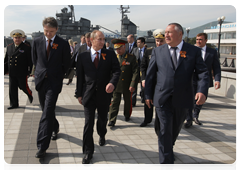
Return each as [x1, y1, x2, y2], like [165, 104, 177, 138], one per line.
[90, 48, 101, 62]
[201, 45, 206, 60]
[168, 40, 184, 62]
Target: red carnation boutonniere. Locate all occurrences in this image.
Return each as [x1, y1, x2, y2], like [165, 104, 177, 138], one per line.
[52, 43, 58, 50]
[101, 53, 106, 60]
[122, 60, 126, 66]
[180, 51, 187, 58]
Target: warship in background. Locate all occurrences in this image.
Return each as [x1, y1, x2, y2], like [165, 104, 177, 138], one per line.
[4, 5, 155, 48]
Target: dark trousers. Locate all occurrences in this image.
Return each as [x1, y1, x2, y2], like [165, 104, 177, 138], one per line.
[9, 75, 32, 107]
[132, 83, 138, 106]
[83, 92, 109, 155]
[155, 96, 188, 164]
[186, 84, 203, 121]
[37, 78, 59, 151]
[108, 91, 132, 123]
[140, 85, 153, 123]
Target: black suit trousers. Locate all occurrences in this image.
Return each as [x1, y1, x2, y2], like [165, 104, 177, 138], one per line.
[82, 91, 109, 154]
[186, 84, 203, 121]
[155, 96, 188, 164]
[37, 78, 59, 151]
[140, 84, 153, 123]
[9, 75, 32, 107]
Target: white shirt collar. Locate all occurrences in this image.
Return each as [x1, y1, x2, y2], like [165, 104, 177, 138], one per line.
[201, 45, 207, 52]
[168, 40, 184, 51]
[45, 35, 56, 42]
[91, 48, 101, 56]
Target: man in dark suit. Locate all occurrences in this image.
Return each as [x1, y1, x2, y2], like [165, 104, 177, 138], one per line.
[4, 29, 33, 109]
[32, 17, 71, 158]
[105, 41, 114, 51]
[132, 37, 153, 127]
[145, 23, 209, 164]
[76, 30, 121, 164]
[126, 34, 137, 54]
[185, 33, 221, 128]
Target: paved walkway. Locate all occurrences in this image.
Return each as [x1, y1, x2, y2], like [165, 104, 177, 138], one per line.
[4, 76, 236, 165]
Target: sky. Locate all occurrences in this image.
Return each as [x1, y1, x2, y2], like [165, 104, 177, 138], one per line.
[3, 3, 237, 37]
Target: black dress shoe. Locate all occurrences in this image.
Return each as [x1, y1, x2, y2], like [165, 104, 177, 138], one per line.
[66, 79, 72, 85]
[108, 121, 115, 127]
[99, 137, 106, 146]
[184, 120, 192, 128]
[28, 95, 33, 103]
[51, 129, 59, 140]
[125, 117, 130, 121]
[82, 153, 92, 164]
[7, 106, 19, 110]
[35, 149, 46, 158]
[193, 118, 202, 125]
[140, 122, 147, 127]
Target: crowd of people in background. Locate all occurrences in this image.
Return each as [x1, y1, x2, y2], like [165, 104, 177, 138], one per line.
[4, 16, 221, 164]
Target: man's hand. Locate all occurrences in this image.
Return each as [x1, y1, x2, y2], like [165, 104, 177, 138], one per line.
[214, 81, 220, 90]
[129, 87, 135, 93]
[145, 99, 153, 109]
[78, 97, 82, 105]
[106, 83, 115, 93]
[195, 92, 206, 105]
[142, 80, 145, 88]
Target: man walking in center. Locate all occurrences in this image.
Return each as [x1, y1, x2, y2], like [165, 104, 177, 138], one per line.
[76, 30, 120, 164]
[32, 17, 71, 158]
[108, 39, 139, 126]
[184, 33, 221, 128]
[145, 23, 209, 163]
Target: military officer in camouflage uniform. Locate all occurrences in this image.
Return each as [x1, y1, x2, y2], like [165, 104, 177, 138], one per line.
[108, 39, 139, 127]
[4, 29, 33, 109]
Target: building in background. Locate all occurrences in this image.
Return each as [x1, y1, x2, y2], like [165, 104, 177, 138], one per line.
[204, 22, 236, 55]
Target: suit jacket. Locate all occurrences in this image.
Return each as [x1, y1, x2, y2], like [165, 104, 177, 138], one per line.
[76, 48, 121, 106]
[32, 35, 71, 93]
[4, 42, 32, 76]
[70, 44, 89, 68]
[145, 42, 209, 109]
[193, 47, 221, 87]
[140, 48, 151, 81]
[114, 53, 139, 93]
[126, 42, 137, 53]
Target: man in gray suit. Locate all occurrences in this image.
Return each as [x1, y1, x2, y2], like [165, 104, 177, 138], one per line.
[145, 23, 209, 164]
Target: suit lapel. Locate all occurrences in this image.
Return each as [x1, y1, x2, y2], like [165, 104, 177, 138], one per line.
[176, 42, 188, 69]
[97, 50, 104, 69]
[41, 35, 48, 61]
[162, 44, 174, 70]
[204, 47, 210, 61]
[48, 35, 59, 61]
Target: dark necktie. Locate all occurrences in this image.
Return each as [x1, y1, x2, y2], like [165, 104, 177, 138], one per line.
[129, 44, 132, 51]
[47, 39, 52, 59]
[94, 52, 99, 68]
[171, 47, 178, 69]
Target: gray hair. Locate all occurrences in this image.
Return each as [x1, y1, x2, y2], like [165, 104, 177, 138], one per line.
[168, 23, 184, 35]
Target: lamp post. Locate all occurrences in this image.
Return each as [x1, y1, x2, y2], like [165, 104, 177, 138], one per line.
[217, 16, 225, 58]
[186, 27, 190, 43]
